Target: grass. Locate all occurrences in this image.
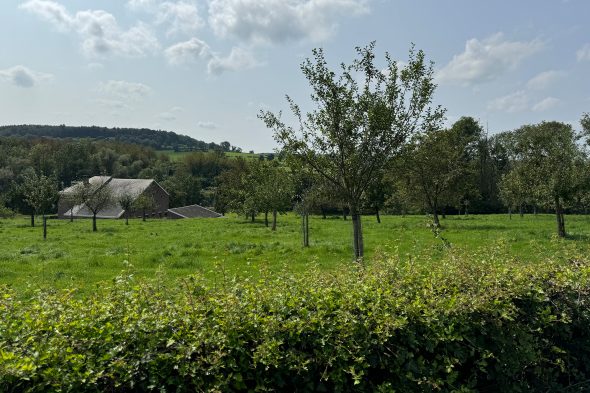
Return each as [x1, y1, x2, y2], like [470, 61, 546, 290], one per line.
[1, 213, 589, 296]
[159, 150, 266, 161]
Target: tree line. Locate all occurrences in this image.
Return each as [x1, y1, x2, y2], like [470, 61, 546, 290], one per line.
[0, 124, 241, 153]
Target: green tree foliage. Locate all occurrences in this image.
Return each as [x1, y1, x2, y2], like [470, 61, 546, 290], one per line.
[506, 121, 586, 237]
[20, 170, 58, 227]
[391, 119, 479, 226]
[117, 189, 137, 225]
[72, 179, 115, 232]
[0, 124, 232, 152]
[260, 42, 444, 259]
[133, 194, 157, 221]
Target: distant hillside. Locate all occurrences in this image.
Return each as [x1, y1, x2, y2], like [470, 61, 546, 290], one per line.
[0, 124, 235, 152]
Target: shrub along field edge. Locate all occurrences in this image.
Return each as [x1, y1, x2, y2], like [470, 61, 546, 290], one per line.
[1, 250, 590, 392]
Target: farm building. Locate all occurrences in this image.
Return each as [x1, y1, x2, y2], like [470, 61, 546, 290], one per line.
[58, 176, 169, 219]
[167, 204, 223, 219]
[58, 176, 222, 220]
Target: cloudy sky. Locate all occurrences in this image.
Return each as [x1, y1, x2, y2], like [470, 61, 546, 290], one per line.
[1, 0, 589, 152]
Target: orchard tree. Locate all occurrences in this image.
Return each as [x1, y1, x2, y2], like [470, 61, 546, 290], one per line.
[499, 168, 531, 218]
[73, 179, 114, 232]
[20, 170, 58, 228]
[133, 194, 157, 221]
[391, 124, 477, 227]
[117, 190, 136, 225]
[508, 121, 586, 237]
[260, 43, 444, 259]
[250, 160, 294, 230]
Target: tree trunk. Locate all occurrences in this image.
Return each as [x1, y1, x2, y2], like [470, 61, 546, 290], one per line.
[142, 209, 146, 222]
[343, 207, 347, 220]
[432, 201, 440, 227]
[264, 211, 269, 227]
[350, 206, 364, 260]
[304, 213, 309, 247]
[251, 212, 255, 222]
[433, 211, 440, 227]
[508, 207, 512, 220]
[70, 209, 74, 222]
[555, 197, 566, 238]
[302, 213, 310, 247]
[321, 207, 326, 219]
[442, 208, 446, 219]
[31, 213, 35, 227]
[519, 204, 524, 218]
[271, 210, 277, 231]
[125, 212, 129, 225]
[375, 208, 381, 224]
[534, 206, 537, 216]
[92, 214, 97, 232]
[43, 215, 47, 240]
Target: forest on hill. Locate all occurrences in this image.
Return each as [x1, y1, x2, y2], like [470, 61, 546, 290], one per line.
[0, 124, 240, 152]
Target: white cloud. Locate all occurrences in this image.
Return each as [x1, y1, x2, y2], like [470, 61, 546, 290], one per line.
[577, 44, 590, 62]
[98, 80, 152, 100]
[532, 97, 560, 112]
[21, 0, 160, 58]
[488, 90, 529, 113]
[165, 38, 259, 74]
[158, 106, 184, 121]
[197, 121, 219, 129]
[165, 37, 212, 65]
[157, 2, 203, 36]
[526, 70, 564, 90]
[0, 65, 53, 88]
[207, 47, 259, 75]
[207, 0, 369, 44]
[437, 33, 544, 86]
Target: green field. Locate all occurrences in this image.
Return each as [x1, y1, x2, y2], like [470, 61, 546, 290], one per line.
[1, 213, 589, 295]
[159, 150, 266, 161]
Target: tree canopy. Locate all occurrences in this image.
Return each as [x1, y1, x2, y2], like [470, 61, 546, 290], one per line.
[261, 42, 444, 258]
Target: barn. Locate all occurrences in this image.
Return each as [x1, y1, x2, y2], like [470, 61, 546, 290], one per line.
[58, 176, 169, 219]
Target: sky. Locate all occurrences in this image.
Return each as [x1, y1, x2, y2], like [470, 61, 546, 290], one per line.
[1, 0, 589, 152]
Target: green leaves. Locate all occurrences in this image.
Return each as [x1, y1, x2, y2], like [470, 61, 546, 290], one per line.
[1, 254, 590, 391]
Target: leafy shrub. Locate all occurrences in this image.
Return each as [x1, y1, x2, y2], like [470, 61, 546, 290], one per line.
[1, 252, 590, 392]
[0, 204, 15, 219]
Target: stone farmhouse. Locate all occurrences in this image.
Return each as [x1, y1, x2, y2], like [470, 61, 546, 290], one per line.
[58, 176, 222, 219]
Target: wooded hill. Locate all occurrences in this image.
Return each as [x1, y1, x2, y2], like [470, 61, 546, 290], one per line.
[0, 124, 230, 152]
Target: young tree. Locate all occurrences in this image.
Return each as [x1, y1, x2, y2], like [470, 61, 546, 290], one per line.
[73, 179, 114, 232]
[499, 169, 530, 219]
[117, 190, 136, 225]
[260, 43, 444, 259]
[250, 160, 294, 230]
[20, 170, 58, 229]
[507, 121, 586, 237]
[391, 124, 477, 226]
[133, 194, 157, 221]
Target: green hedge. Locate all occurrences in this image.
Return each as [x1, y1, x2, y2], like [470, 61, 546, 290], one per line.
[1, 253, 590, 392]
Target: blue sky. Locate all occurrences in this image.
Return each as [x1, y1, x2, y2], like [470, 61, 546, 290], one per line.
[1, 0, 589, 151]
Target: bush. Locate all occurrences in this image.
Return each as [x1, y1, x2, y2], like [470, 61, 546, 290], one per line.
[0, 203, 15, 218]
[1, 252, 590, 392]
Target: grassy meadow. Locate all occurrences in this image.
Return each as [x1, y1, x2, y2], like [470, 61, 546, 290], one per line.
[1, 213, 589, 296]
[160, 149, 266, 161]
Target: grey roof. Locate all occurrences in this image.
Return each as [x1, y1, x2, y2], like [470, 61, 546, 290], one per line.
[62, 176, 161, 219]
[168, 204, 222, 218]
[60, 176, 112, 195]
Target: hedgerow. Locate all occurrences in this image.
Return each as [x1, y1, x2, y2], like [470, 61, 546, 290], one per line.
[1, 252, 590, 392]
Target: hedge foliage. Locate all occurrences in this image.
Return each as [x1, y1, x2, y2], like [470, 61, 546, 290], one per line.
[2, 249, 590, 392]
